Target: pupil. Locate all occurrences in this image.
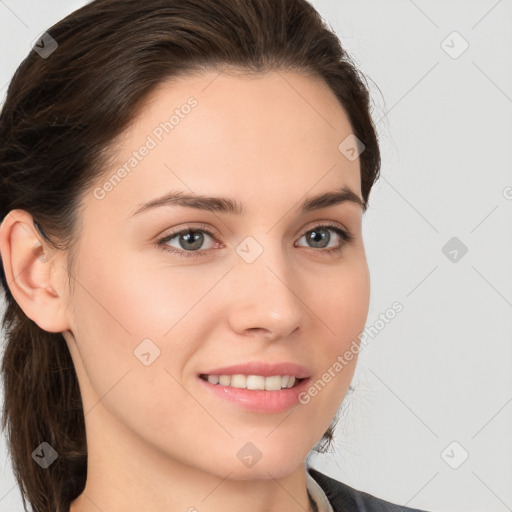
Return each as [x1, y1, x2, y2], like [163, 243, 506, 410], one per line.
[181, 231, 203, 250]
[308, 228, 329, 248]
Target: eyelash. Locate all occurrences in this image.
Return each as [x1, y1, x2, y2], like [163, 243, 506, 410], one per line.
[156, 222, 354, 259]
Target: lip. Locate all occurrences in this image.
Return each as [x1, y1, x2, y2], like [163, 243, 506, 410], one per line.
[198, 361, 311, 379]
[197, 374, 311, 413]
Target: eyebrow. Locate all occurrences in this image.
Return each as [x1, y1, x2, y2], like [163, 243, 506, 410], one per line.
[128, 185, 366, 218]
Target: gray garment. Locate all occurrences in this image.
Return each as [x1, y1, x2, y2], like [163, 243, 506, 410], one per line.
[307, 468, 432, 512]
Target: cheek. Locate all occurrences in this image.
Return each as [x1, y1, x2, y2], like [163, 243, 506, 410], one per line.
[297, 258, 369, 408]
[67, 252, 219, 393]
[313, 257, 370, 345]
[66, 265, 205, 438]
[75, 247, 212, 337]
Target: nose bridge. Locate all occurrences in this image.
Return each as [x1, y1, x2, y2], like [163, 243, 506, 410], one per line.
[229, 233, 305, 336]
[237, 233, 291, 291]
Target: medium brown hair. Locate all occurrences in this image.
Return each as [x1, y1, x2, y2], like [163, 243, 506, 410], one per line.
[0, 0, 381, 510]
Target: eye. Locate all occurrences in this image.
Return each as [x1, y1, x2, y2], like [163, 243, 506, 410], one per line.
[156, 224, 219, 258]
[295, 222, 353, 254]
[156, 222, 354, 258]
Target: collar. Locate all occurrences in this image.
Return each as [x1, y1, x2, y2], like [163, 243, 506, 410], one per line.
[306, 468, 335, 512]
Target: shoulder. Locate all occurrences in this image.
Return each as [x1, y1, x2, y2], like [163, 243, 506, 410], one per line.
[307, 467, 432, 512]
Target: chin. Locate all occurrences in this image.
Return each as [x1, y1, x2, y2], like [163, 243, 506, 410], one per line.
[201, 441, 307, 481]
[217, 460, 303, 481]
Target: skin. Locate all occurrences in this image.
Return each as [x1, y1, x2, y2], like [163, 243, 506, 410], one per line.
[0, 69, 370, 512]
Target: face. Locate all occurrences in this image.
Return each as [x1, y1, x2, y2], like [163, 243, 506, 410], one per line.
[60, 69, 370, 480]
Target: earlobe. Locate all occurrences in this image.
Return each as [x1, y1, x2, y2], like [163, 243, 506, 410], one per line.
[0, 209, 71, 333]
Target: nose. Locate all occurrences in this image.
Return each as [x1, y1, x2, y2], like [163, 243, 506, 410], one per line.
[226, 241, 308, 341]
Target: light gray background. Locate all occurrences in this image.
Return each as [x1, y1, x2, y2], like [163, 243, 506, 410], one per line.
[1, 1, 511, 511]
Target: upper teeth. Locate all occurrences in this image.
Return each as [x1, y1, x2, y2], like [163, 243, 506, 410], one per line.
[206, 374, 296, 390]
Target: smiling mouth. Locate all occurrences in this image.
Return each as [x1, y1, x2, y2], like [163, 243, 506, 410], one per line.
[199, 373, 306, 390]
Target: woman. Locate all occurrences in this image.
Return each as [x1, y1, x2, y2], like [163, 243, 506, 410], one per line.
[0, 1, 430, 511]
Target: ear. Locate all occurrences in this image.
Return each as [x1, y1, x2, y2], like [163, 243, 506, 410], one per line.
[0, 209, 71, 333]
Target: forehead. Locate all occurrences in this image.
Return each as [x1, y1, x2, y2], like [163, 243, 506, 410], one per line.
[87, 69, 362, 222]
